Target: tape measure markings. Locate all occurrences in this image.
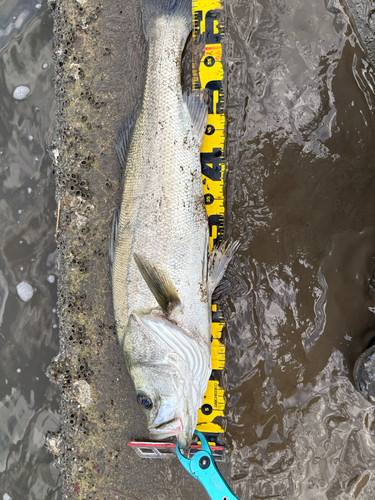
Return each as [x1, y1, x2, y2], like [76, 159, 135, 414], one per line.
[194, 0, 227, 436]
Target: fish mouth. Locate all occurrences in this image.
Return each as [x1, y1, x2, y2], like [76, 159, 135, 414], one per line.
[176, 428, 194, 454]
[149, 417, 183, 439]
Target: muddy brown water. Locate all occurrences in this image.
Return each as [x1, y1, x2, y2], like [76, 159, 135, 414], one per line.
[224, 0, 375, 498]
[1, 0, 375, 498]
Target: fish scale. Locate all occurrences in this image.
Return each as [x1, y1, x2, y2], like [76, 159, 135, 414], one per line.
[113, 15, 210, 343]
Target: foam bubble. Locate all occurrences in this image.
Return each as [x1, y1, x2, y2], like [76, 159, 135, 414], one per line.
[16, 281, 34, 302]
[42, 62, 49, 70]
[13, 85, 30, 100]
[47, 275, 55, 283]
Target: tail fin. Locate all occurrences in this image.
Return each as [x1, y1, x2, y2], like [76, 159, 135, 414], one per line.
[142, 0, 192, 40]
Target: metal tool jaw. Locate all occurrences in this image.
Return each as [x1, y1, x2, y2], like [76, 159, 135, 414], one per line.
[176, 431, 239, 500]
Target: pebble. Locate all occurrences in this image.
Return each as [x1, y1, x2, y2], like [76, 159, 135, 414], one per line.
[73, 380, 91, 407]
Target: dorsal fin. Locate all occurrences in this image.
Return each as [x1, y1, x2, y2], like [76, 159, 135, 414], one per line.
[134, 254, 181, 315]
[208, 240, 240, 296]
[183, 91, 208, 139]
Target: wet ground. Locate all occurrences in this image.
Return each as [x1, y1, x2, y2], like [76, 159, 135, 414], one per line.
[1, 0, 375, 499]
[0, 0, 60, 499]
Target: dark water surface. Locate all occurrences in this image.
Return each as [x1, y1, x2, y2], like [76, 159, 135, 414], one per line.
[0, 0, 60, 498]
[225, 0, 375, 498]
[2, 0, 375, 498]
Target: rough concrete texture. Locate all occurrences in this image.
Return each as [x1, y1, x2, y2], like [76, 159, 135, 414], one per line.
[45, 1, 225, 498]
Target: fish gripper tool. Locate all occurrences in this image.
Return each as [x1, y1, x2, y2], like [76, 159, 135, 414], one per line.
[176, 430, 239, 500]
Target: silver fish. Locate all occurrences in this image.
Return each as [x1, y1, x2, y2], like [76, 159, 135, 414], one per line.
[110, 0, 237, 452]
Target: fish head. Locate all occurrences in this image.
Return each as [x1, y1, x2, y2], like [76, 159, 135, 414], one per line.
[130, 362, 195, 445]
[124, 312, 211, 452]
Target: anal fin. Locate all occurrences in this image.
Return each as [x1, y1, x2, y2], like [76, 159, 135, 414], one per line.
[116, 102, 141, 168]
[109, 209, 119, 274]
[134, 254, 181, 315]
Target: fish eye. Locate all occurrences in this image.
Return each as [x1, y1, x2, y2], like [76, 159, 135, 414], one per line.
[137, 394, 153, 410]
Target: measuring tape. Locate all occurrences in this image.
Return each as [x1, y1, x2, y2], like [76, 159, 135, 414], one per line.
[194, 0, 227, 441]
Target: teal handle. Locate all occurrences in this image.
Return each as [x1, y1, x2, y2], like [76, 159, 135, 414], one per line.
[176, 431, 239, 500]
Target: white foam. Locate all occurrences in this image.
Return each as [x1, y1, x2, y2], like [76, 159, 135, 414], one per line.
[47, 275, 55, 283]
[16, 281, 34, 302]
[13, 85, 30, 100]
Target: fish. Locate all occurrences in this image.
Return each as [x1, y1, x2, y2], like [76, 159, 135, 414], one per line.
[110, 0, 238, 452]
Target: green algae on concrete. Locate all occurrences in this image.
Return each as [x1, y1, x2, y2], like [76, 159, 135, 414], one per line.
[45, 1, 220, 498]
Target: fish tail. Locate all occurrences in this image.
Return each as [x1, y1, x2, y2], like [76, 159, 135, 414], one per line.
[142, 0, 192, 40]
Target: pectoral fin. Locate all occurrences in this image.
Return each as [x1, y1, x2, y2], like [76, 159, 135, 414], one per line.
[134, 254, 181, 315]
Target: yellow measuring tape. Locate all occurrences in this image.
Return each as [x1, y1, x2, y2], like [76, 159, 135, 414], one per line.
[193, 0, 226, 438]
